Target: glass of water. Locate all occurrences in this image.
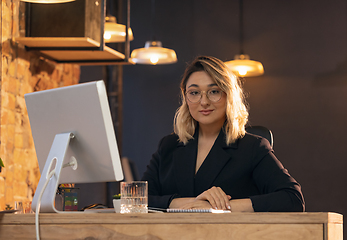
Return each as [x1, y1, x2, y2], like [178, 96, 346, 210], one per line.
[120, 181, 148, 213]
[14, 201, 23, 214]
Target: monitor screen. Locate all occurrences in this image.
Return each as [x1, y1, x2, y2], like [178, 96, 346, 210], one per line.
[25, 80, 124, 212]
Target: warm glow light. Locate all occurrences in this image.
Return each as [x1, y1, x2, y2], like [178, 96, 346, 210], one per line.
[150, 55, 159, 65]
[104, 16, 134, 43]
[104, 24, 134, 42]
[225, 54, 264, 77]
[104, 32, 112, 40]
[237, 66, 248, 76]
[20, 0, 75, 3]
[131, 41, 177, 65]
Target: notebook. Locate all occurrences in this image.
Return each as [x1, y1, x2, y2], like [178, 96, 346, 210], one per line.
[148, 207, 231, 213]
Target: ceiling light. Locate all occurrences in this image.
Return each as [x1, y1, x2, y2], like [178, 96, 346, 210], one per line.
[130, 0, 177, 65]
[225, 54, 264, 77]
[104, 15, 134, 43]
[131, 41, 177, 65]
[225, 0, 264, 77]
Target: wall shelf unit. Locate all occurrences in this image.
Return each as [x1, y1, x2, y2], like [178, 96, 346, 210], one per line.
[15, 37, 134, 65]
[17, 0, 132, 65]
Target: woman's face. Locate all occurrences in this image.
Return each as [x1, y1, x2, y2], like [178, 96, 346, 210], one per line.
[185, 71, 227, 128]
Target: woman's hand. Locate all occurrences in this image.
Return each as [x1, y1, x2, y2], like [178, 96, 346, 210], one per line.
[196, 186, 231, 210]
[169, 198, 212, 209]
[181, 199, 212, 209]
[169, 197, 195, 209]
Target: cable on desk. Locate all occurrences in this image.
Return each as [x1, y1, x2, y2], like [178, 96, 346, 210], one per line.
[35, 168, 56, 240]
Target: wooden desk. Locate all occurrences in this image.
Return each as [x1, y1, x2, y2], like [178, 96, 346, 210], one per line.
[0, 212, 343, 240]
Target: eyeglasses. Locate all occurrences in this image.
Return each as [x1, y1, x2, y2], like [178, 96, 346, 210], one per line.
[186, 89, 223, 103]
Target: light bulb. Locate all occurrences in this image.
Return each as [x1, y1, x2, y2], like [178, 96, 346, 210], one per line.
[150, 55, 159, 65]
[104, 32, 112, 40]
[237, 67, 248, 76]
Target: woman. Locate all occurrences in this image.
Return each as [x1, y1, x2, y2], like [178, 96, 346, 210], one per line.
[142, 56, 305, 212]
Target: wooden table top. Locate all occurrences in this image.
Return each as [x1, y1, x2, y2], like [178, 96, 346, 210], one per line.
[0, 212, 342, 225]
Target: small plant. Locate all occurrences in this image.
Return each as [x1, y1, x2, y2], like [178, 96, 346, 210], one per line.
[112, 193, 121, 199]
[0, 158, 4, 173]
[5, 204, 12, 210]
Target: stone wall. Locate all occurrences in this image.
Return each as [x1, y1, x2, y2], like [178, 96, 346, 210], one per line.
[0, 0, 80, 210]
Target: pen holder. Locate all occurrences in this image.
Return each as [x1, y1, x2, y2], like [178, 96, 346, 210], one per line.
[55, 187, 79, 211]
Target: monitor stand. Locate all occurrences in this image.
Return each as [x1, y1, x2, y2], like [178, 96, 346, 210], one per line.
[31, 132, 77, 213]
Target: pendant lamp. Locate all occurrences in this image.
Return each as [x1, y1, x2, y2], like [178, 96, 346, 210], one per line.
[225, 0, 264, 77]
[131, 40, 177, 65]
[104, 15, 134, 43]
[130, 0, 177, 65]
[20, 0, 75, 3]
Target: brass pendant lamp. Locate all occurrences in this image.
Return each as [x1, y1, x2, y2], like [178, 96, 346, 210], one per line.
[104, 15, 134, 43]
[225, 0, 264, 77]
[130, 0, 177, 65]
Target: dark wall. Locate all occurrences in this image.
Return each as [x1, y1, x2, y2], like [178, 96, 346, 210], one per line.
[82, 0, 347, 232]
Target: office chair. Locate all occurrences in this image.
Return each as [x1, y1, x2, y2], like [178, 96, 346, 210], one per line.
[245, 125, 274, 148]
[121, 157, 140, 182]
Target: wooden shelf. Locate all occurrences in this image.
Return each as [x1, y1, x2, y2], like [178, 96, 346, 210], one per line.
[15, 37, 101, 48]
[15, 37, 133, 66]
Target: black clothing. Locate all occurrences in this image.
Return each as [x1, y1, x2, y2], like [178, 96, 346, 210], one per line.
[142, 129, 305, 212]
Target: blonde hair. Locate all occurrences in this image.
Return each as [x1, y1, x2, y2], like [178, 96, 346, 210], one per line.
[174, 56, 249, 145]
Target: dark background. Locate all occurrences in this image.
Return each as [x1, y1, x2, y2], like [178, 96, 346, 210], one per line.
[80, 0, 347, 234]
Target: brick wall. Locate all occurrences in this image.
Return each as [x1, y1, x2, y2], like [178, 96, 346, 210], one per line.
[0, 0, 80, 210]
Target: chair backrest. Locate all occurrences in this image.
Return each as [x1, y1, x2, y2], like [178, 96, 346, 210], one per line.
[245, 125, 274, 148]
[121, 157, 140, 182]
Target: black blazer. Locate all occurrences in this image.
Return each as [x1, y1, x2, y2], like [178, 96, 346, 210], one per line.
[142, 129, 305, 212]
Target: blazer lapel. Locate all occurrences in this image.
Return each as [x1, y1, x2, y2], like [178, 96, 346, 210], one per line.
[173, 135, 198, 197]
[194, 130, 237, 195]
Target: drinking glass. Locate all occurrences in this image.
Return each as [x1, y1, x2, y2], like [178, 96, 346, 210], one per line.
[120, 181, 148, 213]
[14, 201, 23, 214]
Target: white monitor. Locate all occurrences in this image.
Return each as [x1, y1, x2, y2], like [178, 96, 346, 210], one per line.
[25, 80, 124, 213]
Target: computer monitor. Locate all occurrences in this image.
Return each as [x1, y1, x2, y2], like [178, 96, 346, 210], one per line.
[25, 80, 124, 213]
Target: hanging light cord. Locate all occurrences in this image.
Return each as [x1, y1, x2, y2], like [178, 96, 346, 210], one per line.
[151, 0, 156, 41]
[239, 0, 244, 55]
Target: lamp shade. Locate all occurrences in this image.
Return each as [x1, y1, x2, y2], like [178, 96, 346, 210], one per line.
[20, 0, 75, 3]
[104, 16, 134, 43]
[131, 41, 177, 65]
[225, 54, 264, 77]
